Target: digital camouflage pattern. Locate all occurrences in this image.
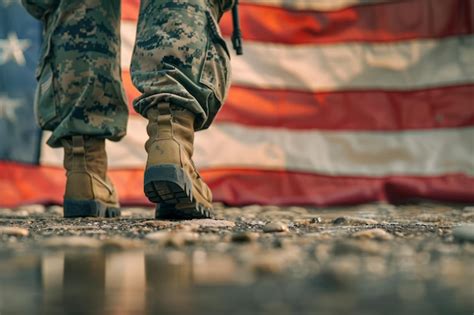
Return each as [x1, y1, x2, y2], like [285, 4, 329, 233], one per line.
[22, 0, 234, 147]
[132, 0, 232, 130]
[22, 0, 128, 148]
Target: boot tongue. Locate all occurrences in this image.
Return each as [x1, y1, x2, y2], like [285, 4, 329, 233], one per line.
[61, 136, 107, 180]
[145, 103, 196, 157]
[171, 105, 195, 157]
[61, 137, 83, 171]
[84, 137, 107, 180]
[173, 119, 194, 156]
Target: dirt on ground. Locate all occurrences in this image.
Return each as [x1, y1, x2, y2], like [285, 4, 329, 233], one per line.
[0, 202, 473, 315]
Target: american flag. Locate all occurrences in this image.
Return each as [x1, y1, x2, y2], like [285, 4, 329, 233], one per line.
[1, 0, 473, 207]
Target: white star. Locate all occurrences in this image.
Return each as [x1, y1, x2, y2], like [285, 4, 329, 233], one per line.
[0, 95, 22, 122]
[0, 33, 31, 66]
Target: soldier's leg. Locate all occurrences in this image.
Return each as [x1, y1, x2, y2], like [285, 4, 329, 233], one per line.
[22, 0, 128, 147]
[22, 0, 127, 217]
[130, 0, 234, 219]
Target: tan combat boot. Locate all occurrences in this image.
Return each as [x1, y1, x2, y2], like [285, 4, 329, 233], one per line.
[144, 102, 214, 219]
[62, 136, 120, 218]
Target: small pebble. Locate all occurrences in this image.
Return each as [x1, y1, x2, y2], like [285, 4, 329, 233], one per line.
[0, 226, 29, 237]
[47, 206, 64, 216]
[16, 204, 45, 215]
[192, 219, 235, 229]
[461, 212, 474, 220]
[416, 214, 442, 222]
[333, 217, 378, 225]
[142, 220, 174, 229]
[453, 224, 474, 243]
[352, 228, 393, 241]
[310, 217, 322, 224]
[0, 209, 28, 218]
[176, 223, 200, 231]
[263, 222, 289, 233]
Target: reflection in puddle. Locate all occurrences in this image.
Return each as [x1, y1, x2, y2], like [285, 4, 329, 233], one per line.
[105, 251, 146, 313]
[0, 250, 254, 315]
[0, 248, 472, 315]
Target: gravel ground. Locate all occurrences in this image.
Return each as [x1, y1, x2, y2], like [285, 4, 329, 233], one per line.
[0, 202, 473, 315]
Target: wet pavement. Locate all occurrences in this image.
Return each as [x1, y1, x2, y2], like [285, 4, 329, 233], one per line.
[0, 202, 473, 314]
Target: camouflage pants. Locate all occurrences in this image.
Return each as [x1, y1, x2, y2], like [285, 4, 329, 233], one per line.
[22, 0, 233, 147]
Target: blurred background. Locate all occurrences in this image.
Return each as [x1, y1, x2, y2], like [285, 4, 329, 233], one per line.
[1, 2, 474, 314]
[1, 0, 473, 207]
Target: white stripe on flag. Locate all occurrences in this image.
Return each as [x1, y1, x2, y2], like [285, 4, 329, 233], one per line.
[195, 124, 474, 176]
[120, 21, 474, 92]
[120, 20, 137, 75]
[121, 21, 136, 73]
[227, 36, 474, 92]
[40, 118, 474, 177]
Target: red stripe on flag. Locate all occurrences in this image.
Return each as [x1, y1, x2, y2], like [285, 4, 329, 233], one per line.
[122, 70, 139, 113]
[219, 0, 473, 44]
[121, 0, 139, 21]
[218, 85, 474, 130]
[2, 162, 473, 207]
[1, 162, 66, 207]
[204, 169, 474, 206]
[0, 162, 152, 207]
[121, 0, 473, 43]
[122, 70, 474, 130]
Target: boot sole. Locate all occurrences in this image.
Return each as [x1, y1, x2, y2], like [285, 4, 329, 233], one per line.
[155, 203, 213, 220]
[144, 164, 213, 219]
[64, 200, 121, 218]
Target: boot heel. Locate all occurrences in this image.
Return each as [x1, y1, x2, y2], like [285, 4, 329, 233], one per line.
[64, 200, 120, 218]
[144, 164, 194, 205]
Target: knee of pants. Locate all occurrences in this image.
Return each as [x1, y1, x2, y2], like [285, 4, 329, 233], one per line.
[131, 2, 231, 125]
[21, 0, 59, 19]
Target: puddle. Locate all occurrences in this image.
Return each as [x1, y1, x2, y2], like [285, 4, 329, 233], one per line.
[0, 249, 257, 315]
[0, 247, 472, 315]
